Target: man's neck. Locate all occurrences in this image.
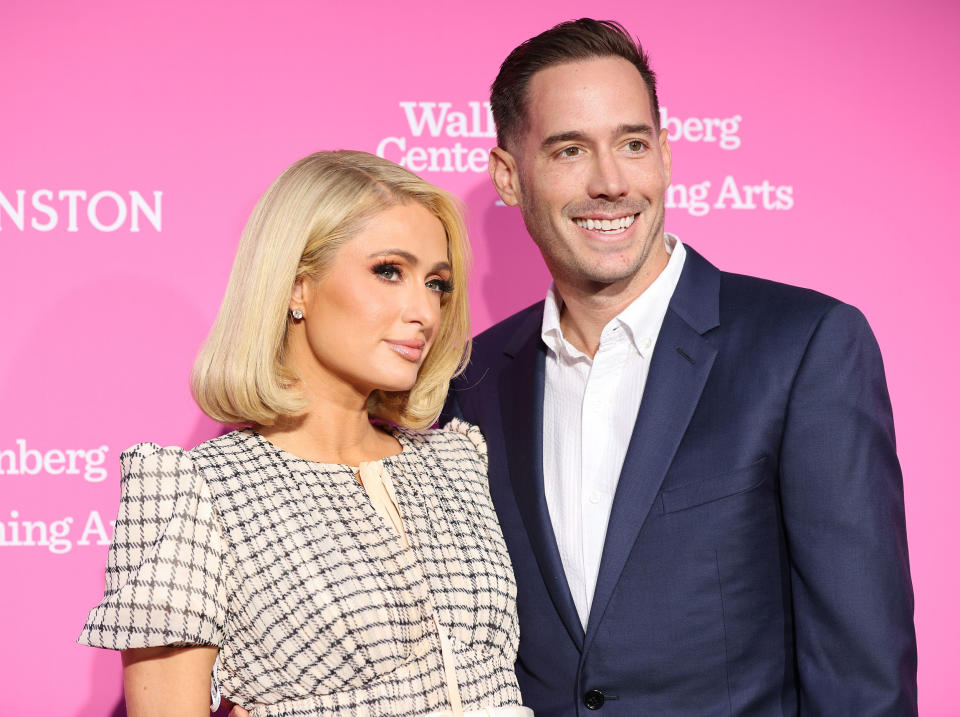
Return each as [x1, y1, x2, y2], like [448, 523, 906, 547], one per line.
[554, 246, 670, 358]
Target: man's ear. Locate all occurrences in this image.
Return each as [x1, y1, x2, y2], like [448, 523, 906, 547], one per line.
[659, 128, 673, 186]
[488, 146, 521, 206]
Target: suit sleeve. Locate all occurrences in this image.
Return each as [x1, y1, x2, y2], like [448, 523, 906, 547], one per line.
[779, 303, 917, 715]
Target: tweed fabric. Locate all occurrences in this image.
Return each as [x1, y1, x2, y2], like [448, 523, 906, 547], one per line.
[79, 419, 521, 715]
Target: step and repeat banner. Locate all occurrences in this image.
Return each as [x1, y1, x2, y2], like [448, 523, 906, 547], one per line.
[2, 1, 957, 714]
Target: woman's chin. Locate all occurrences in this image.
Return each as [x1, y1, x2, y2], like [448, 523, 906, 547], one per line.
[369, 373, 419, 395]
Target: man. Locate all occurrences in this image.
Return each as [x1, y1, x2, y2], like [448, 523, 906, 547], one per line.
[444, 18, 917, 716]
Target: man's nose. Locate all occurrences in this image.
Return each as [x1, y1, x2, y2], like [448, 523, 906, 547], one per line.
[586, 150, 628, 200]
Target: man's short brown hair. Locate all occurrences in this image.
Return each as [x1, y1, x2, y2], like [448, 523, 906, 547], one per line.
[490, 18, 660, 150]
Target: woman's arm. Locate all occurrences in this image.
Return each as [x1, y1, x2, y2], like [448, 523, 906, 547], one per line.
[122, 646, 218, 717]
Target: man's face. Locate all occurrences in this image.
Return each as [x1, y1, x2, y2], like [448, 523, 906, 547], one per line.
[491, 56, 672, 294]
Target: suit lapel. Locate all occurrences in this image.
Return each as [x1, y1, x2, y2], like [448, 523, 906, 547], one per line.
[585, 246, 721, 644]
[499, 316, 585, 648]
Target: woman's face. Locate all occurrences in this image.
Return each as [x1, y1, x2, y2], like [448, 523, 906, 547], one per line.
[291, 201, 451, 403]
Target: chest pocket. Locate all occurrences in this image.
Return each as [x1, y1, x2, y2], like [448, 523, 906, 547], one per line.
[660, 457, 768, 514]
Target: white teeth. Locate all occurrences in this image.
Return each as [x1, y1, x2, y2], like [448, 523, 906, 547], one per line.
[575, 214, 636, 233]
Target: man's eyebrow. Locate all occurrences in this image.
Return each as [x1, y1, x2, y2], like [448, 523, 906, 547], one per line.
[540, 131, 587, 150]
[617, 123, 656, 137]
[540, 124, 656, 151]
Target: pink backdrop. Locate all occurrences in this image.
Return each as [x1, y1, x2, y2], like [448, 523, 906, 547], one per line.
[2, 1, 957, 714]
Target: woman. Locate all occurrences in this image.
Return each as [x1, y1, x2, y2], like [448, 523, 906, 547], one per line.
[79, 151, 529, 716]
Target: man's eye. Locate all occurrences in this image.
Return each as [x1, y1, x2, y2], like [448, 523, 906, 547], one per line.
[626, 140, 646, 152]
[373, 264, 401, 281]
[559, 146, 582, 158]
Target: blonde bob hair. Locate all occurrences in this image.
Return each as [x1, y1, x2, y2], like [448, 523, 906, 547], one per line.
[191, 150, 471, 429]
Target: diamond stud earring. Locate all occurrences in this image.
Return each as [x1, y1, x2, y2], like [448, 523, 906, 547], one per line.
[290, 308, 304, 320]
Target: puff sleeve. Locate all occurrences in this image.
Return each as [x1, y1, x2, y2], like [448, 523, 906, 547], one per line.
[78, 443, 228, 650]
[443, 417, 489, 469]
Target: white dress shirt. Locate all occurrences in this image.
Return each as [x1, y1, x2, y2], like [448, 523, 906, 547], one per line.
[541, 234, 686, 629]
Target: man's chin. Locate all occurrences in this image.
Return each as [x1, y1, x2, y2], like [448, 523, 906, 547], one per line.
[560, 264, 645, 289]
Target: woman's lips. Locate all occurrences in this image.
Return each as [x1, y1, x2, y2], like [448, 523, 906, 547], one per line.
[386, 340, 424, 362]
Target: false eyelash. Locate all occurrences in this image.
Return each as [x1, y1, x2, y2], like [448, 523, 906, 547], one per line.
[373, 262, 453, 294]
[372, 262, 401, 279]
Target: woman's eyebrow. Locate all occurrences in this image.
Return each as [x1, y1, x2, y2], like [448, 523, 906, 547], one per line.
[367, 249, 451, 273]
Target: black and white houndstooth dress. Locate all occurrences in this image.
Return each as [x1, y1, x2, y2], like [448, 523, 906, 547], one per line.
[79, 419, 523, 715]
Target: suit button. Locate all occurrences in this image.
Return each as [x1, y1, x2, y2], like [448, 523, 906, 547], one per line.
[583, 689, 605, 710]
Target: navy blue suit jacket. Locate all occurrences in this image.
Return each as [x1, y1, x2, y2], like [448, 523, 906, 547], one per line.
[443, 246, 917, 716]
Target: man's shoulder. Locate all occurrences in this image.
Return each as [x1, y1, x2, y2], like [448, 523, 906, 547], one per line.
[475, 300, 545, 338]
[717, 269, 845, 324]
[721, 268, 837, 302]
[471, 300, 544, 360]
[679, 245, 867, 346]
[450, 301, 544, 395]
[684, 243, 840, 314]
[707, 266, 884, 361]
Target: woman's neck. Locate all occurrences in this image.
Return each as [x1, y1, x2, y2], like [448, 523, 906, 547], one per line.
[256, 395, 401, 465]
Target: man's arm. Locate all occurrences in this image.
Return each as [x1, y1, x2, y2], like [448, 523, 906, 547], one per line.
[779, 303, 917, 715]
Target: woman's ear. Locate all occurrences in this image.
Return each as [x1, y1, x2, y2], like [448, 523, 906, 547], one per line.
[290, 278, 305, 312]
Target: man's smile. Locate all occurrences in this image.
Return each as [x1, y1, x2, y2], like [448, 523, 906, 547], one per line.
[572, 213, 637, 234]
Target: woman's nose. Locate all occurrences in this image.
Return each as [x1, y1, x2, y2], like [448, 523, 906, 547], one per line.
[401, 283, 440, 328]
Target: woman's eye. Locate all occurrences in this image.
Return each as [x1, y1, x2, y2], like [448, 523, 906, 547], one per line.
[426, 278, 453, 294]
[373, 264, 401, 281]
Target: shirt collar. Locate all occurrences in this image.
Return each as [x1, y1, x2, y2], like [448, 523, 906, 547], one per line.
[541, 233, 687, 359]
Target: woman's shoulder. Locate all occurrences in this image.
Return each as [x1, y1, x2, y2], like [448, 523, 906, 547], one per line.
[188, 428, 252, 460]
[119, 441, 195, 490]
[397, 418, 487, 463]
[120, 442, 214, 519]
[119, 429, 251, 490]
[121, 428, 243, 461]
